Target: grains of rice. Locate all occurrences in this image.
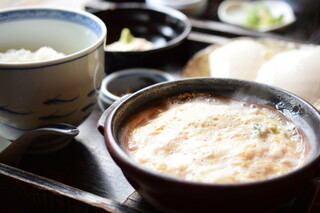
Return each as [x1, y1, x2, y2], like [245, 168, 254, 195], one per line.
[0, 46, 65, 63]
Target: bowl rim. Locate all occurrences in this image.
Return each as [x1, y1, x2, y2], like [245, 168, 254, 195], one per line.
[146, 0, 207, 7]
[100, 2, 192, 54]
[104, 77, 320, 188]
[0, 6, 107, 68]
[100, 68, 175, 102]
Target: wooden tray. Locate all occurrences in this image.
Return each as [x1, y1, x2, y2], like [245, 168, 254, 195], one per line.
[1, 1, 320, 212]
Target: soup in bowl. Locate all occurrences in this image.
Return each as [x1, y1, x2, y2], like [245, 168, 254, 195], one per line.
[98, 78, 320, 213]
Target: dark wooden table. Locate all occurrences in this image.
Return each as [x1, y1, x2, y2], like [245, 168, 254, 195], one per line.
[1, 0, 320, 212]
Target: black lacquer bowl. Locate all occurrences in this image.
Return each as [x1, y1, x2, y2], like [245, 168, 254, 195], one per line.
[93, 3, 191, 74]
[98, 78, 320, 213]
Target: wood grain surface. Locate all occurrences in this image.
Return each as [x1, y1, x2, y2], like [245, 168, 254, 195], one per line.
[1, 0, 320, 212]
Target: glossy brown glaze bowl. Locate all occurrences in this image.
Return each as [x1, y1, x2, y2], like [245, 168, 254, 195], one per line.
[93, 3, 191, 74]
[98, 78, 320, 213]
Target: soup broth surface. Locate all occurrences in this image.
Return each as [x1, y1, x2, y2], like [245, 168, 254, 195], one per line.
[122, 95, 308, 183]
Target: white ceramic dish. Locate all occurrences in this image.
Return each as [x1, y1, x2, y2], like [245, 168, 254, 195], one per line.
[0, 7, 106, 142]
[145, 0, 208, 17]
[98, 68, 175, 109]
[217, 0, 296, 32]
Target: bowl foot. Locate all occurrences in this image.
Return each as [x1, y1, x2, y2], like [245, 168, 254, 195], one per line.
[26, 136, 74, 154]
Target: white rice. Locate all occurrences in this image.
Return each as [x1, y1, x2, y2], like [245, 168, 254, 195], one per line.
[0, 46, 65, 63]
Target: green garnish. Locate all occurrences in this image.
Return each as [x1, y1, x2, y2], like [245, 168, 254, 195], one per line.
[252, 122, 270, 138]
[119, 28, 134, 44]
[245, 3, 284, 28]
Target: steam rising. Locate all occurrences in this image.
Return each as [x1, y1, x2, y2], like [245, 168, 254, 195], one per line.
[209, 39, 320, 110]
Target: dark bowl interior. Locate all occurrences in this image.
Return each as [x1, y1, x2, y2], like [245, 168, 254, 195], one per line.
[103, 78, 320, 212]
[107, 70, 173, 97]
[93, 3, 191, 74]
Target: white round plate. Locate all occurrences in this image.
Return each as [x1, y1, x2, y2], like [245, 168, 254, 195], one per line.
[218, 0, 296, 32]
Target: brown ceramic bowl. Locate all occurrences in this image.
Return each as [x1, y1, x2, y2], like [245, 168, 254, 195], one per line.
[98, 78, 320, 213]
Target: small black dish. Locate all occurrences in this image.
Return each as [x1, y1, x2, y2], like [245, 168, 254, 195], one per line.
[93, 3, 191, 74]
